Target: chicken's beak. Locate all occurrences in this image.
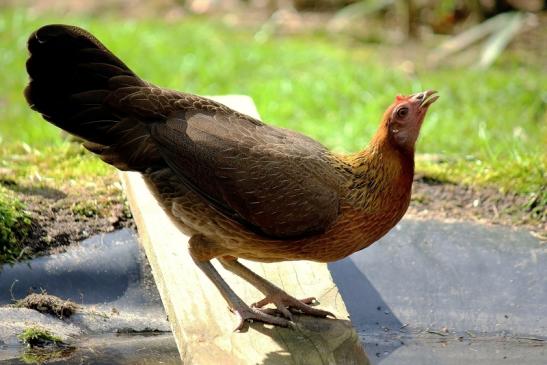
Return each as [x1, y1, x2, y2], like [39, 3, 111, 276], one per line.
[417, 90, 439, 109]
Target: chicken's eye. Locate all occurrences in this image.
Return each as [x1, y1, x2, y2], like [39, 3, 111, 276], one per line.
[396, 107, 409, 119]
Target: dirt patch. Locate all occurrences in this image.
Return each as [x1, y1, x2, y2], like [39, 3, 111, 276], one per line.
[14, 293, 79, 319]
[409, 175, 546, 238]
[1, 174, 133, 259]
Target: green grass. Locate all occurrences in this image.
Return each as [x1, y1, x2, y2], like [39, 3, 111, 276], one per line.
[1, 143, 114, 185]
[0, 184, 32, 263]
[0, 7, 545, 197]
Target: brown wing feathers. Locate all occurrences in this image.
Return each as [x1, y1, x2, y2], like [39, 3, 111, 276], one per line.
[151, 112, 342, 238]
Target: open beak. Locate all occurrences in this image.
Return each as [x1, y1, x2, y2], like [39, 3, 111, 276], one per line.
[418, 90, 439, 109]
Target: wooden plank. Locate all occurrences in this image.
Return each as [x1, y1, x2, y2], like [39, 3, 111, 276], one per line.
[120, 95, 369, 365]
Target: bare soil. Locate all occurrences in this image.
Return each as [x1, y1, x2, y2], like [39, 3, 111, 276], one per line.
[410, 175, 546, 239]
[1, 175, 133, 258]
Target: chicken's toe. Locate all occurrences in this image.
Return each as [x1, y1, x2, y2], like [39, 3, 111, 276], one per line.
[252, 291, 336, 319]
[232, 306, 292, 332]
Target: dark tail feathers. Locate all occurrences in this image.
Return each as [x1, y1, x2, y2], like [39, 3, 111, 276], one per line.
[25, 24, 160, 171]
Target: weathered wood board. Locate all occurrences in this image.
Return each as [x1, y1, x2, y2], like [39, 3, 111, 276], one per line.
[120, 95, 369, 365]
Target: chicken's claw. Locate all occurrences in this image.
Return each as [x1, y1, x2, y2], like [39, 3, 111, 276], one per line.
[231, 306, 292, 332]
[251, 292, 336, 320]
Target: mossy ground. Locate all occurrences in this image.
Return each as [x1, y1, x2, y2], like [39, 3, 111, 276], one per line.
[17, 326, 75, 364]
[0, 185, 33, 263]
[18, 326, 64, 348]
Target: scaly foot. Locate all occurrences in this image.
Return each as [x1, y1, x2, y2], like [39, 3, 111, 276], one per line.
[231, 305, 292, 332]
[252, 291, 336, 321]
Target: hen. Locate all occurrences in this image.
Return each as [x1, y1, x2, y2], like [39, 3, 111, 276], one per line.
[25, 25, 438, 330]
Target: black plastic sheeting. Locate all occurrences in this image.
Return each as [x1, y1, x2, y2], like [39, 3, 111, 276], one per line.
[330, 219, 546, 364]
[0, 229, 154, 308]
[0, 229, 179, 365]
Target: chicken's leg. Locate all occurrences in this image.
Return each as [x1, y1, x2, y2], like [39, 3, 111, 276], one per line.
[189, 235, 290, 330]
[218, 257, 335, 320]
[191, 258, 291, 331]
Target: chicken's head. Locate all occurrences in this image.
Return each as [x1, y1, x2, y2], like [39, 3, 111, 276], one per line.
[384, 90, 438, 153]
